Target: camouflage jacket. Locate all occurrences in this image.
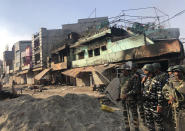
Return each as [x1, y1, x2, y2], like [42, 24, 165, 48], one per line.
[163, 78, 185, 108]
[142, 73, 168, 106]
[142, 76, 153, 100]
[153, 72, 169, 106]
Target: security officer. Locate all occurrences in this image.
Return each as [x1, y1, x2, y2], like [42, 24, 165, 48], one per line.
[150, 63, 168, 131]
[120, 64, 139, 131]
[141, 64, 155, 130]
[180, 64, 185, 76]
[163, 65, 185, 130]
[167, 66, 174, 82]
[152, 63, 168, 86]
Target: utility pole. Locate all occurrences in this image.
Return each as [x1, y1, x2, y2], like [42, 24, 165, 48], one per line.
[95, 8, 96, 18]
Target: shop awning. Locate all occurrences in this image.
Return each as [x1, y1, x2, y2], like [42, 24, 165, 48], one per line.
[35, 68, 51, 81]
[61, 67, 96, 77]
[62, 66, 110, 85]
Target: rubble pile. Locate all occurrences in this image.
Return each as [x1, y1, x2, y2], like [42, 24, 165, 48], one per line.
[0, 94, 123, 131]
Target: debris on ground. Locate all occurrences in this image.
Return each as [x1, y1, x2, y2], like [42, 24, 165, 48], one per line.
[0, 94, 123, 131]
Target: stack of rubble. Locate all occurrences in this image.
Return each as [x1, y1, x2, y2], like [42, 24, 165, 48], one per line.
[0, 94, 123, 131]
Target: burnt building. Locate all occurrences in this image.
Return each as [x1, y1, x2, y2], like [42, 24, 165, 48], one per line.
[14, 41, 32, 73]
[62, 26, 184, 87]
[3, 51, 14, 75]
[3, 49, 14, 85]
[33, 17, 109, 84]
[13, 40, 32, 84]
[18, 45, 33, 84]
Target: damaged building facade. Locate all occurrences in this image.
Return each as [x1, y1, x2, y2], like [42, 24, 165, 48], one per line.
[19, 45, 33, 84]
[61, 27, 153, 87]
[32, 17, 108, 83]
[13, 41, 32, 84]
[2, 50, 14, 84]
[1, 17, 184, 88]
[61, 25, 184, 87]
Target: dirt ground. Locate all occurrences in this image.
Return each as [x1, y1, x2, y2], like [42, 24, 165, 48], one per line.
[18, 85, 104, 99]
[2, 85, 148, 131]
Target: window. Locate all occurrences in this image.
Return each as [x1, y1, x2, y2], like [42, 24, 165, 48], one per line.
[16, 62, 20, 67]
[35, 54, 40, 64]
[101, 45, 107, 51]
[94, 48, 100, 56]
[88, 50, 93, 57]
[78, 51, 85, 59]
[22, 57, 26, 65]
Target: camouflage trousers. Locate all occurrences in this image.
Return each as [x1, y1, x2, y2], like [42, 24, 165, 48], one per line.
[171, 107, 180, 131]
[137, 100, 146, 124]
[122, 100, 139, 131]
[143, 100, 164, 131]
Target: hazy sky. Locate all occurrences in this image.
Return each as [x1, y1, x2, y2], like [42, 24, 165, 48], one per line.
[0, 0, 185, 59]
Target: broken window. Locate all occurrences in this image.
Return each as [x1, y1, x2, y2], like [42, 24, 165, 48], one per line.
[94, 48, 100, 56]
[101, 45, 107, 51]
[52, 54, 59, 64]
[78, 51, 85, 60]
[35, 54, 40, 64]
[23, 57, 26, 65]
[34, 39, 40, 49]
[88, 50, 93, 57]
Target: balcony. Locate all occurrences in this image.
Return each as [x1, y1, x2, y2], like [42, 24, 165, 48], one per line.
[51, 62, 67, 71]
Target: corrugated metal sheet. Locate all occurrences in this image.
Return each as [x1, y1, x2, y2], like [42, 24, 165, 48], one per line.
[35, 68, 51, 81]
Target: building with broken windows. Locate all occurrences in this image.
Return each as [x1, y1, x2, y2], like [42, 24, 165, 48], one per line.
[18, 45, 33, 84]
[34, 17, 109, 84]
[3, 50, 14, 75]
[1, 16, 184, 87]
[2, 48, 14, 85]
[13, 40, 32, 84]
[60, 27, 151, 87]
[60, 26, 184, 87]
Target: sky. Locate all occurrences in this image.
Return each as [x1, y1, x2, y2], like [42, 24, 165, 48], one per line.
[0, 0, 185, 59]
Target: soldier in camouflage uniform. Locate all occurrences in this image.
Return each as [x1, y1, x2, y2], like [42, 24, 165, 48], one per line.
[142, 63, 165, 131]
[163, 65, 185, 131]
[120, 64, 140, 131]
[150, 63, 168, 131]
[141, 64, 154, 130]
[167, 66, 175, 82]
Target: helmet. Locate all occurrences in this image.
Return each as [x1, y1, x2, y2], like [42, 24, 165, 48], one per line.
[142, 64, 154, 72]
[180, 65, 185, 73]
[167, 66, 173, 72]
[172, 65, 184, 72]
[152, 63, 161, 72]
